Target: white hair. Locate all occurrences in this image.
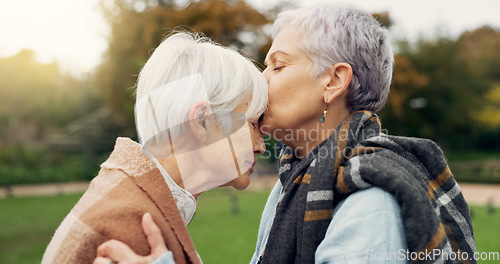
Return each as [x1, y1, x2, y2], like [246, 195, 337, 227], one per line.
[273, 5, 394, 112]
[135, 32, 268, 144]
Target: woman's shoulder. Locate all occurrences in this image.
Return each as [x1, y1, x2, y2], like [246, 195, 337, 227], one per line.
[333, 187, 401, 218]
[317, 187, 408, 262]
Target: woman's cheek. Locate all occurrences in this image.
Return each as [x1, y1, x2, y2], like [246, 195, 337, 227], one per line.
[269, 81, 287, 103]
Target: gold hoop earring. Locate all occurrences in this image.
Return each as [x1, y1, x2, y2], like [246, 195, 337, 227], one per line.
[319, 104, 328, 122]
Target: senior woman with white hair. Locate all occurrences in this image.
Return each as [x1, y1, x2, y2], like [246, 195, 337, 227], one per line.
[95, 5, 476, 264]
[42, 32, 267, 264]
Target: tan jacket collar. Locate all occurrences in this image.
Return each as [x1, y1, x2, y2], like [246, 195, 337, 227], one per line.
[101, 137, 158, 176]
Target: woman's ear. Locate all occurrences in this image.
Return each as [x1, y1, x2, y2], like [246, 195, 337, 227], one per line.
[188, 101, 212, 144]
[323, 63, 353, 104]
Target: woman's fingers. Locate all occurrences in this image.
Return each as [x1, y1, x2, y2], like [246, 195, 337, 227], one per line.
[96, 239, 138, 261]
[93, 213, 168, 264]
[142, 213, 168, 258]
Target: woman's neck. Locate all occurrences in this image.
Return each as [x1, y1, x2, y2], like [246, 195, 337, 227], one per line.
[157, 157, 201, 198]
[284, 107, 351, 159]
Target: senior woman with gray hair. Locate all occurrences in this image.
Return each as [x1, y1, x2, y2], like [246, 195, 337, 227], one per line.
[96, 5, 476, 264]
[42, 31, 267, 264]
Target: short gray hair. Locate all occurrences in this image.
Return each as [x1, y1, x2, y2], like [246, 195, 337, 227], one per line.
[135, 32, 268, 144]
[273, 6, 394, 112]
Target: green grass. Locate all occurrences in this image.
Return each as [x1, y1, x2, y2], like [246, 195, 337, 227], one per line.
[188, 189, 270, 263]
[0, 193, 82, 264]
[469, 206, 500, 263]
[0, 191, 499, 264]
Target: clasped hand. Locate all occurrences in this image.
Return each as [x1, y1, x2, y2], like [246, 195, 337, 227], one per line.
[93, 213, 168, 264]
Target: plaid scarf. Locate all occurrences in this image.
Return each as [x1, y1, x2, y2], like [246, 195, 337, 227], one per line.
[261, 111, 476, 264]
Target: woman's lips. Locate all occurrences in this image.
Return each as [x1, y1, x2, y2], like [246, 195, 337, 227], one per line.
[245, 160, 256, 174]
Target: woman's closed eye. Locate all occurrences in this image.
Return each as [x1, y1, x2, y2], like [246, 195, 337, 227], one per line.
[273, 61, 287, 71]
[273, 60, 287, 71]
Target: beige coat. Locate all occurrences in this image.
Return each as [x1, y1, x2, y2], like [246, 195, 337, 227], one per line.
[42, 137, 200, 264]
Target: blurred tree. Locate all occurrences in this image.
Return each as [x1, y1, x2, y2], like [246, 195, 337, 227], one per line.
[457, 26, 500, 82]
[96, 0, 271, 126]
[0, 50, 97, 144]
[398, 36, 485, 148]
[374, 13, 430, 137]
[381, 26, 500, 150]
[457, 26, 500, 149]
[379, 52, 429, 135]
[475, 84, 500, 128]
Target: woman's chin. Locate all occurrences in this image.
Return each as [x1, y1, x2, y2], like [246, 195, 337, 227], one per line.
[230, 174, 251, 190]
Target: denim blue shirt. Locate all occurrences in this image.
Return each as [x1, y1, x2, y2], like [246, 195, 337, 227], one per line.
[154, 180, 409, 264]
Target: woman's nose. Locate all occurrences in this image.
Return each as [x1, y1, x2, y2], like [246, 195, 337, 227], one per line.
[262, 67, 271, 83]
[254, 136, 266, 155]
